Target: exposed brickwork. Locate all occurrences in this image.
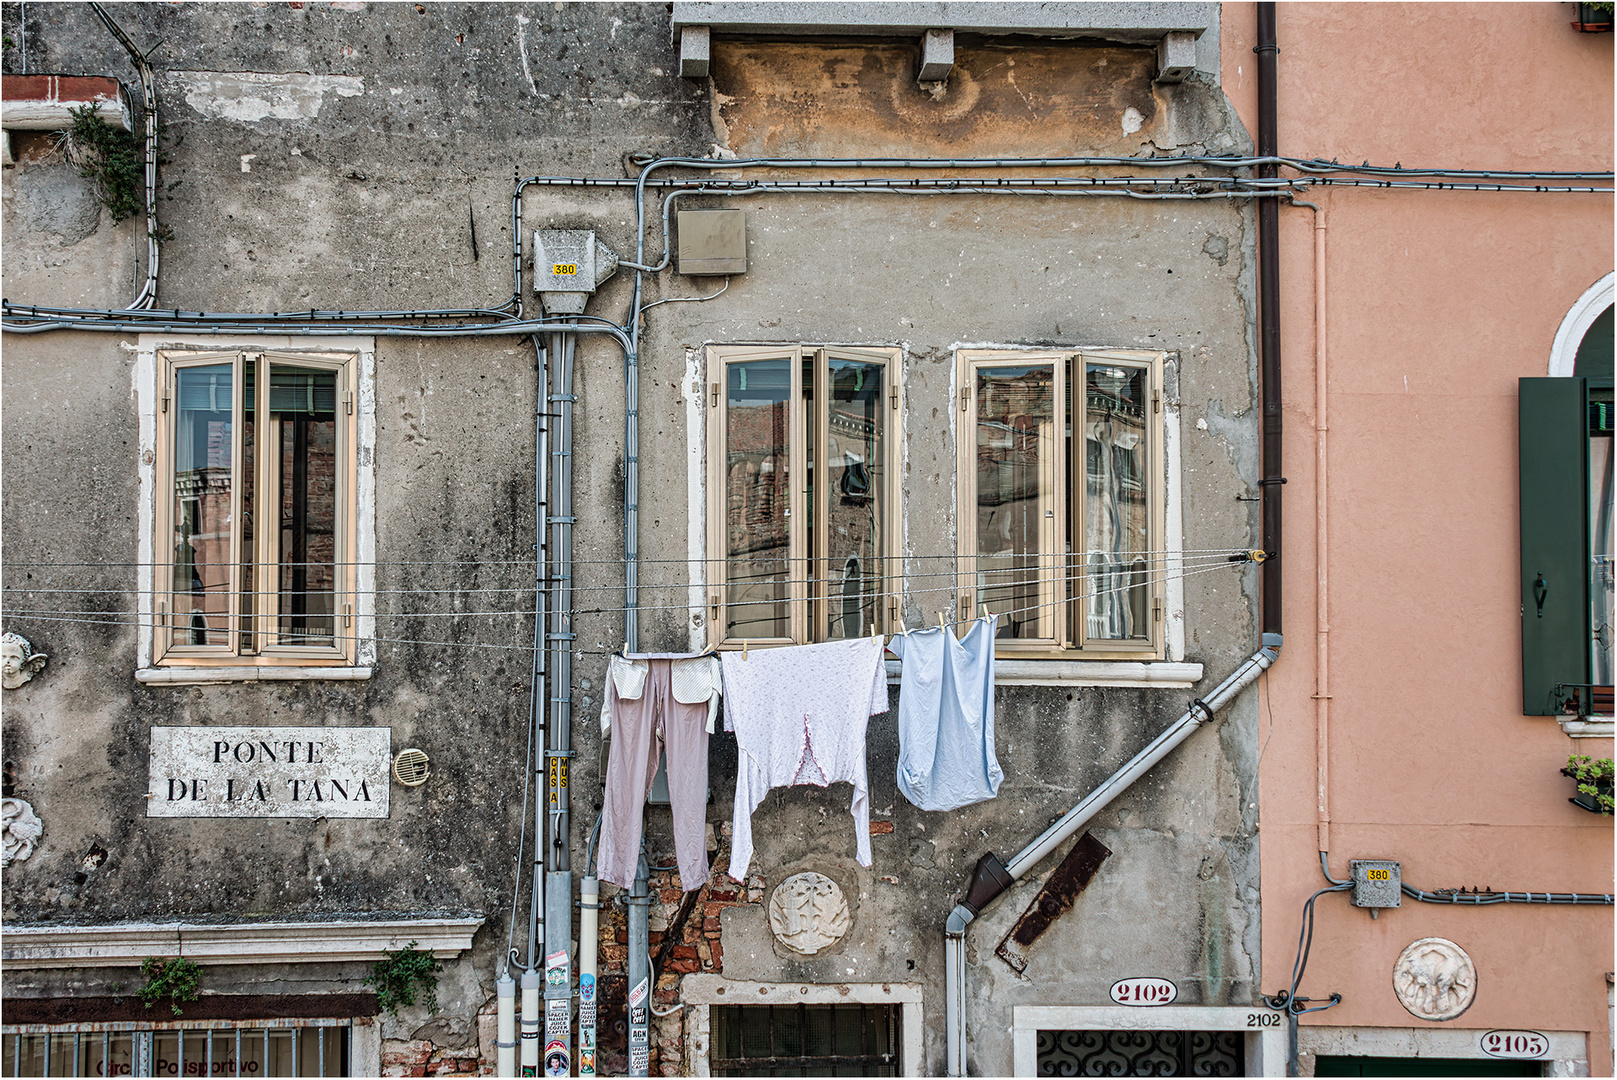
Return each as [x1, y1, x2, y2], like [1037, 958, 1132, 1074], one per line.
[592, 826, 768, 1074]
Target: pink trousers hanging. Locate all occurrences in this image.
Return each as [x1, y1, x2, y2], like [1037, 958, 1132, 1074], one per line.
[596, 660, 711, 891]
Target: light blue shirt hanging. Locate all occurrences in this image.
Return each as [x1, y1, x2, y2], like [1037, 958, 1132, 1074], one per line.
[888, 615, 1004, 811]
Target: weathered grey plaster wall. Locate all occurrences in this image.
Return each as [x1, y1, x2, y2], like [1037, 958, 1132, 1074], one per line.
[2, 4, 1264, 1076]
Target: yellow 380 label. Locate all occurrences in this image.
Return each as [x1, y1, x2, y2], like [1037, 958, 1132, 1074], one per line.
[552, 263, 579, 276]
[1366, 869, 1391, 881]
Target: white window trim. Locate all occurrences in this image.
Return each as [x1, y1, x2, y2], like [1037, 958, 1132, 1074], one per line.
[1010, 1004, 1288, 1078]
[679, 976, 923, 1078]
[134, 334, 376, 683]
[1297, 1024, 1587, 1078]
[1548, 272, 1614, 378]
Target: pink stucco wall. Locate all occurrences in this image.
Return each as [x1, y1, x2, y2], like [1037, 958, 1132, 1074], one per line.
[1223, 3, 1614, 1071]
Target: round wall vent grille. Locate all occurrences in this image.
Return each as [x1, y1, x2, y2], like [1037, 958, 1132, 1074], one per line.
[392, 748, 430, 787]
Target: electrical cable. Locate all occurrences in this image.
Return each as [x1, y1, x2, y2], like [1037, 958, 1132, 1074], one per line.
[1263, 883, 1350, 1019]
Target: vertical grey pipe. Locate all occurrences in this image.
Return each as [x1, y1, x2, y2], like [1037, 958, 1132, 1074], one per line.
[626, 279, 643, 650]
[543, 328, 577, 1069]
[627, 845, 652, 1077]
[522, 335, 551, 1077]
[1256, 1, 1283, 635]
[529, 335, 550, 971]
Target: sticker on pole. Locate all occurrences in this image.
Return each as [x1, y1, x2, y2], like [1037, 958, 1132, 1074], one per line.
[546, 949, 570, 987]
[629, 975, 649, 1029]
[546, 997, 570, 1038]
[544, 1040, 569, 1077]
[578, 1048, 596, 1076]
[1481, 1031, 1549, 1059]
[1110, 977, 1177, 1006]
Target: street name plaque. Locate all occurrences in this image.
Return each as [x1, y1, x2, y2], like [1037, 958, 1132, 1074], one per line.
[147, 727, 391, 819]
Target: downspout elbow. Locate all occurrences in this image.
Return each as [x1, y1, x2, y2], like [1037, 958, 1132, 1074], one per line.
[1260, 632, 1283, 664]
[946, 904, 975, 936]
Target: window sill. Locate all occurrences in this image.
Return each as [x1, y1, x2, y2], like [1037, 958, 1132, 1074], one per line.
[1, 916, 482, 968]
[884, 658, 1202, 688]
[136, 666, 373, 686]
[1558, 718, 1615, 738]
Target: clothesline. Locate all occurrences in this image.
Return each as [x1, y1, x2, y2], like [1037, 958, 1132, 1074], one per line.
[2, 557, 1249, 622]
[2, 552, 1252, 602]
[3, 559, 1247, 650]
[0, 547, 1254, 570]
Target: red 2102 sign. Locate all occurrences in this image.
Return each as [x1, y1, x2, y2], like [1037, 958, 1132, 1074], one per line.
[1110, 978, 1178, 1006]
[1480, 1031, 1548, 1059]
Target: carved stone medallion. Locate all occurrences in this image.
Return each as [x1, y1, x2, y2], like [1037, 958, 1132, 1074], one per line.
[767, 872, 852, 955]
[2, 798, 43, 868]
[1392, 937, 1476, 1021]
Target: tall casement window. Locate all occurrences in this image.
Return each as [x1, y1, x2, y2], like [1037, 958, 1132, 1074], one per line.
[706, 345, 901, 647]
[957, 349, 1165, 659]
[155, 348, 358, 666]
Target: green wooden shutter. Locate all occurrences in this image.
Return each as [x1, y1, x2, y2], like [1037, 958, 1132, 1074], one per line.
[1519, 377, 1591, 715]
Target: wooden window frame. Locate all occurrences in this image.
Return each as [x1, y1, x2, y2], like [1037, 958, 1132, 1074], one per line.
[153, 348, 359, 667]
[705, 344, 903, 649]
[957, 348, 1165, 661]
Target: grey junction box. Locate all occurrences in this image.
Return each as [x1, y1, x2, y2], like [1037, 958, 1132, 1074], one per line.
[1349, 859, 1402, 908]
[677, 209, 747, 276]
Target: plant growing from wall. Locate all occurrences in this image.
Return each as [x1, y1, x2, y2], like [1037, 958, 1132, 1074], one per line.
[365, 941, 441, 1017]
[56, 104, 144, 224]
[1562, 754, 1614, 815]
[138, 956, 201, 1016]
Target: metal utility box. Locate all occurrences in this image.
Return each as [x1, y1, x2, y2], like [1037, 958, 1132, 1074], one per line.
[1349, 860, 1402, 908]
[677, 209, 747, 276]
[533, 229, 618, 315]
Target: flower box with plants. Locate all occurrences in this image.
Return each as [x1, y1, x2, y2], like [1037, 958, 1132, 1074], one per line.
[1562, 754, 1614, 815]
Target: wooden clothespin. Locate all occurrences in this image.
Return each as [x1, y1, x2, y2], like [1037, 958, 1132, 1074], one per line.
[979, 603, 991, 620]
[938, 611, 948, 630]
[622, 640, 630, 656]
[742, 640, 749, 661]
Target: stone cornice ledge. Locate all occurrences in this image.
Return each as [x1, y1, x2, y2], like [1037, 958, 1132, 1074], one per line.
[2, 917, 483, 969]
[884, 659, 1202, 688]
[1559, 718, 1615, 738]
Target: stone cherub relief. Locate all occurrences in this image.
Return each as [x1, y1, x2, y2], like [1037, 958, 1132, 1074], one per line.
[2, 798, 43, 868]
[767, 872, 852, 955]
[1392, 937, 1477, 1021]
[1, 632, 48, 689]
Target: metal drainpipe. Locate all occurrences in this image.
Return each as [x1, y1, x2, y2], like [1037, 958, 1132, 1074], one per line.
[544, 328, 578, 1072]
[515, 334, 552, 1078]
[1257, 1, 1283, 637]
[943, 636, 1281, 1075]
[627, 844, 653, 1077]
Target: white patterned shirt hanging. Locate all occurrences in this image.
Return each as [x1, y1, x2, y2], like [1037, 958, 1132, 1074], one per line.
[721, 637, 889, 879]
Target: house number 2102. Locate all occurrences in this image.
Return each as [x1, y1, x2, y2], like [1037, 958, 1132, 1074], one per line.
[1110, 978, 1177, 1006]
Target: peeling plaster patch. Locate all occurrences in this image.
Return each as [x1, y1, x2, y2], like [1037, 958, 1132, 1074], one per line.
[240, 154, 256, 173]
[1121, 107, 1144, 135]
[330, 1, 366, 10]
[169, 71, 364, 122]
[515, 16, 539, 97]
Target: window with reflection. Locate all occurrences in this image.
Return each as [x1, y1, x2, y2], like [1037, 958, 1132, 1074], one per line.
[157, 348, 357, 666]
[959, 349, 1164, 658]
[708, 346, 900, 647]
